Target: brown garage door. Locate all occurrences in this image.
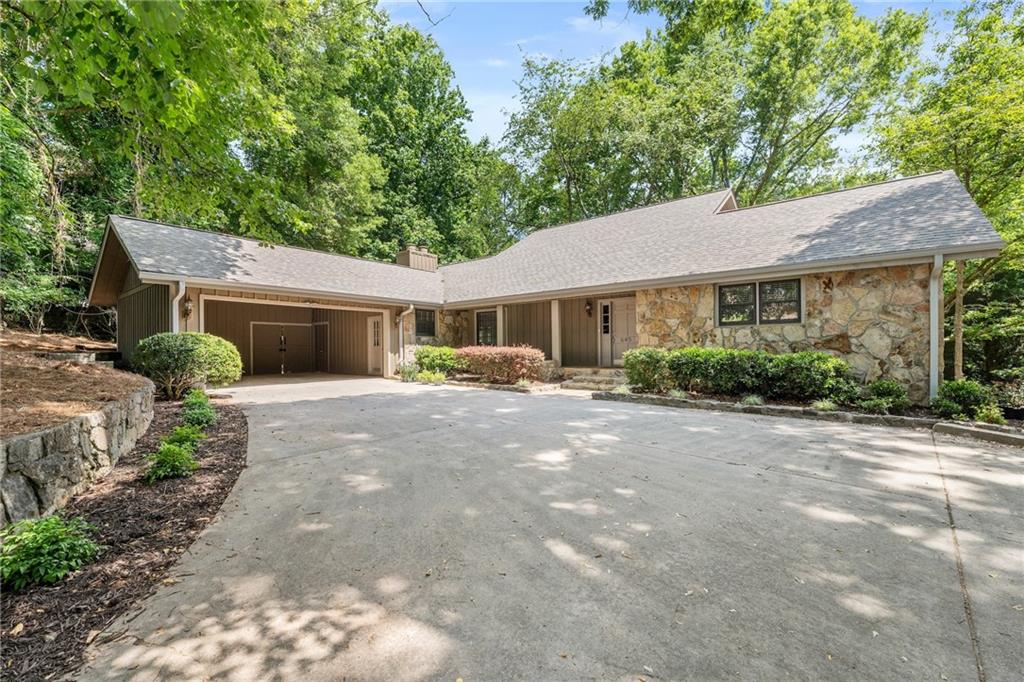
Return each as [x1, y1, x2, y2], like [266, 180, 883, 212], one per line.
[251, 323, 313, 374]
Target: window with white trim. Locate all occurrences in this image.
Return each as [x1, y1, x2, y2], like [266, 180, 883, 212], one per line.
[717, 278, 801, 326]
[415, 309, 436, 336]
[476, 310, 497, 345]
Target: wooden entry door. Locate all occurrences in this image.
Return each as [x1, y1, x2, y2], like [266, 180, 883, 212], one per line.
[250, 323, 313, 374]
[598, 297, 638, 367]
[367, 316, 383, 375]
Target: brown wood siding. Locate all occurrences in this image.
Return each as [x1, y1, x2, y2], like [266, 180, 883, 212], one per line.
[204, 300, 313, 374]
[504, 302, 552, 358]
[560, 297, 598, 366]
[313, 309, 375, 374]
[117, 284, 170, 361]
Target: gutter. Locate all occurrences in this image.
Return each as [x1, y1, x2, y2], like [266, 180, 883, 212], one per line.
[398, 304, 415, 365]
[929, 255, 944, 400]
[171, 279, 187, 333]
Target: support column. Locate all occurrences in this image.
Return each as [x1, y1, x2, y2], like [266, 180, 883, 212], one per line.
[383, 308, 394, 376]
[929, 254, 944, 400]
[496, 304, 505, 345]
[551, 299, 561, 365]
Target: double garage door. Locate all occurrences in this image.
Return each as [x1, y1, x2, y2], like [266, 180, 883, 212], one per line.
[204, 300, 383, 376]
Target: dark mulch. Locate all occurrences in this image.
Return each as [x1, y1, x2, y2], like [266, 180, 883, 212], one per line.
[1, 398, 248, 682]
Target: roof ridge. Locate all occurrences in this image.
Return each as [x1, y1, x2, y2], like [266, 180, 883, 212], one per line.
[110, 215, 440, 275]
[723, 170, 949, 214]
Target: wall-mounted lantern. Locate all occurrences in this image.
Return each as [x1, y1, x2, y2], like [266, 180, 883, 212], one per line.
[182, 295, 194, 320]
[585, 300, 593, 317]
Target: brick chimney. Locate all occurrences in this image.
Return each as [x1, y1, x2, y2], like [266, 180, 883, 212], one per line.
[396, 243, 438, 272]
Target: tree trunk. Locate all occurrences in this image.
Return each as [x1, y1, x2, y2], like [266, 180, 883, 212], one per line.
[954, 259, 964, 380]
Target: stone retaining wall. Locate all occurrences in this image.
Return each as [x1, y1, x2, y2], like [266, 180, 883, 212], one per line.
[1, 381, 155, 525]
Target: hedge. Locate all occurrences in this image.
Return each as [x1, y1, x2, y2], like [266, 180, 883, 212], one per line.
[414, 345, 465, 376]
[133, 332, 243, 399]
[624, 346, 859, 403]
[455, 345, 545, 384]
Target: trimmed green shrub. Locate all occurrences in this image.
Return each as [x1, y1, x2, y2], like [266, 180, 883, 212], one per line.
[164, 425, 207, 449]
[764, 351, 858, 403]
[0, 515, 100, 591]
[133, 332, 242, 399]
[931, 380, 993, 420]
[623, 347, 673, 393]
[415, 346, 464, 376]
[862, 379, 911, 415]
[398, 362, 419, 382]
[144, 443, 199, 483]
[182, 403, 217, 428]
[415, 370, 446, 385]
[975, 403, 1007, 425]
[455, 345, 545, 384]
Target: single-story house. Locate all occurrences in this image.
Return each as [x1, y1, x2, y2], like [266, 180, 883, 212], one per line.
[88, 171, 1003, 402]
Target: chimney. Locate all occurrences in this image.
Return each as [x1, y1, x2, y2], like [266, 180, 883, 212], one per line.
[396, 243, 438, 272]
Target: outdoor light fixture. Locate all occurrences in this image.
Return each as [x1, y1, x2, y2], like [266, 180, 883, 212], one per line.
[585, 300, 593, 317]
[182, 296, 194, 320]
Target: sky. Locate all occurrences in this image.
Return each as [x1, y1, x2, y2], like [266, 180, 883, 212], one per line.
[380, 0, 963, 153]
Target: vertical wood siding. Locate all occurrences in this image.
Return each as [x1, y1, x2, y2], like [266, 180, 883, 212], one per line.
[204, 301, 312, 374]
[312, 309, 375, 374]
[503, 301, 552, 358]
[560, 296, 598, 366]
[117, 284, 170, 361]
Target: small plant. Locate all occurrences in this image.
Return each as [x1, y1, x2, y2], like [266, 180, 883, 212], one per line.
[810, 399, 838, 412]
[612, 384, 632, 395]
[416, 370, 446, 385]
[182, 388, 210, 408]
[182, 403, 217, 428]
[398, 362, 419, 382]
[857, 397, 894, 414]
[864, 379, 911, 415]
[975, 403, 1007, 425]
[144, 443, 200, 483]
[668, 389, 688, 399]
[414, 346, 465, 376]
[515, 378, 532, 388]
[931, 380, 994, 420]
[163, 425, 207, 449]
[741, 394, 764, 406]
[0, 515, 100, 591]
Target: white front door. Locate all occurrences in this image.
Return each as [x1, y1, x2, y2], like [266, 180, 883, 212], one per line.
[367, 316, 383, 375]
[598, 297, 637, 367]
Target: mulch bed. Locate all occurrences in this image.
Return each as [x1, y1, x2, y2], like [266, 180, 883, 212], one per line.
[1, 398, 248, 682]
[0, 328, 115, 354]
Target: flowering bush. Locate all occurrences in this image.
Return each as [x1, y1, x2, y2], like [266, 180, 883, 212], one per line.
[455, 345, 545, 384]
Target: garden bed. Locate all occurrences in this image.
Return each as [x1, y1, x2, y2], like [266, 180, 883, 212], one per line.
[0, 397, 248, 682]
[0, 353, 148, 435]
[0, 328, 115, 354]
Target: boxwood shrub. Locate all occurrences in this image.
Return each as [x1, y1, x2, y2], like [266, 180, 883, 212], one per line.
[455, 345, 545, 384]
[931, 380, 997, 421]
[133, 332, 242, 399]
[623, 347, 674, 393]
[414, 346, 465, 376]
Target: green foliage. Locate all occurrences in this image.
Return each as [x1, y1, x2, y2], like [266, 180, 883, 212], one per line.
[144, 443, 200, 484]
[765, 352, 859, 403]
[974, 403, 1006, 426]
[415, 370, 447, 385]
[741, 394, 764, 406]
[182, 388, 210, 409]
[623, 347, 675, 393]
[455, 346, 546, 384]
[182, 403, 217, 429]
[863, 379, 911, 415]
[414, 346, 465, 376]
[163, 425, 207, 450]
[931, 379, 995, 420]
[857, 397, 895, 415]
[398, 362, 420, 383]
[811, 399, 838, 412]
[0, 516, 100, 591]
[133, 333, 242, 399]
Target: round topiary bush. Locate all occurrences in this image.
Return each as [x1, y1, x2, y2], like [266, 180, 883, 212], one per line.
[133, 332, 242, 399]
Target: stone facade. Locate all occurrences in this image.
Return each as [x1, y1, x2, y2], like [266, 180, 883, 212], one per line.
[1, 381, 155, 525]
[636, 265, 932, 402]
[402, 309, 471, 365]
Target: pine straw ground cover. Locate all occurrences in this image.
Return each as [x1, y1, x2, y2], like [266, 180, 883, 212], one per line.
[0, 329, 115, 354]
[1, 398, 248, 681]
[1, 353, 149, 436]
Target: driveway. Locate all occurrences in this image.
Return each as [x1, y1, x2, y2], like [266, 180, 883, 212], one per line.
[80, 376, 1022, 681]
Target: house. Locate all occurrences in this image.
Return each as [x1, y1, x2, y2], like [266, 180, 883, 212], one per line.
[88, 171, 1003, 402]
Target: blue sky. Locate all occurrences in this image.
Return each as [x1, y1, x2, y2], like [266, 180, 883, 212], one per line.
[381, 1, 962, 150]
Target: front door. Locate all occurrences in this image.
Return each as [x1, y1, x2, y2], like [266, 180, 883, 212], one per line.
[367, 316, 383, 375]
[598, 297, 638, 366]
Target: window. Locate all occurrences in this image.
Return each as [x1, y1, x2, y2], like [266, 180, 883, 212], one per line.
[476, 310, 497, 346]
[600, 302, 611, 335]
[717, 279, 801, 326]
[718, 283, 756, 326]
[758, 280, 801, 323]
[415, 309, 436, 337]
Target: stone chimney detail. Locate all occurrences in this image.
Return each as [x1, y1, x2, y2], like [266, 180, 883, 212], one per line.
[396, 244, 438, 272]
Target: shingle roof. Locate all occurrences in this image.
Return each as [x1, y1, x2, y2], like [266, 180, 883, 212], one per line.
[106, 171, 1002, 307]
[440, 171, 1002, 304]
[109, 217, 444, 305]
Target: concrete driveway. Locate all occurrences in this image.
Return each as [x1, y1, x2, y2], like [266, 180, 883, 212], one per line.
[80, 376, 1023, 681]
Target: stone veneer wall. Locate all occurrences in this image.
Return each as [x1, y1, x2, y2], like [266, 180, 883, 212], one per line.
[402, 309, 471, 365]
[636, 265, 932, 402]
[1, 381, 155, 525]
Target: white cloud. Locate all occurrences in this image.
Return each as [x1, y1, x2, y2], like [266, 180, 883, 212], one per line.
[464, 91, 520, 143]
[482, 58, 510, 68]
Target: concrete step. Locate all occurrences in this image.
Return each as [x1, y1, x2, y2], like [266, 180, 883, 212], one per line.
[561, 373, 629, 391]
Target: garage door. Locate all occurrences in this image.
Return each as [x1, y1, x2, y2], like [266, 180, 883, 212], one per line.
[251, 323, 313, 374]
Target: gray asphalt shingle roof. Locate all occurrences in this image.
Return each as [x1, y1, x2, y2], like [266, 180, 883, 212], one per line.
[109, 171, 1002, 307]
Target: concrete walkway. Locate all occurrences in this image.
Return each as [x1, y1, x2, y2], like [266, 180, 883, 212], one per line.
[79, 376, 1023, 681]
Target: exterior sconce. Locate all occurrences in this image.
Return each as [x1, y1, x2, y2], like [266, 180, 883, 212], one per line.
[585, 300, 593, 317]
[182, 296, 194, 320]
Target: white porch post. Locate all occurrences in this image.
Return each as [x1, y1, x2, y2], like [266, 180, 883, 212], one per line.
[383, 308, 394, 376]
[929, 254, 944, 400]
[551, 299, 561, 365]
[496, 304, 505, 345]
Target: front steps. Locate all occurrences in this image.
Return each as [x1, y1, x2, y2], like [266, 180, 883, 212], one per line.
[560, 367, 628, 391]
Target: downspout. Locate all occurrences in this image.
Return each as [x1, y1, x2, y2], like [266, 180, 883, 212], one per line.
[929, 254, 943, 400]
[171, 279, 186, 333]
[398, 304, 415, 365]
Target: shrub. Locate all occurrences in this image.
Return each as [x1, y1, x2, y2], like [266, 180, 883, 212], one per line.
[455, 345, 545, 384]
[992, 380, 1024, 409]
[182, 388, 210, 408]
[612, 383, 632, 395]
[765, 351, 858, 403]
[741, 394, 764, 406]
[623, 347, 673, 393]
[144, 443, 199, 483]
[864, 379, 911, 415]
[415, 370, 446, 385]
[811, 399, 838, 411]
[182, 403, 217, 428]
[515, 378, 532, 388]
[931, 380, 993, 420]
[974, 403, 1007, 425]
[163, 425, 207, 449]
[398, 362, 419, 382]
[0, 515, 100, 591]
[414, 346, 464, 376]
[858, 397, 896, 415]
[133, 332, 242, 399]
